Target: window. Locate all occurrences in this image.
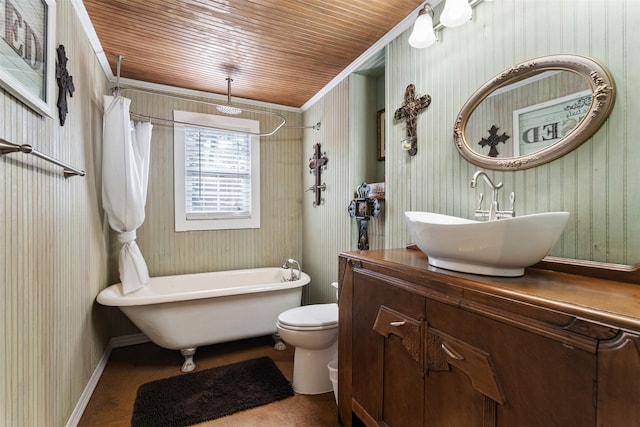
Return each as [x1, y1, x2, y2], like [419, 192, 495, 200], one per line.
[174, 110, 260, 231]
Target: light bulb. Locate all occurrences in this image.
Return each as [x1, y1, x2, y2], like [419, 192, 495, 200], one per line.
[440, 0, 472, 28]
[408, 7, 437, 48]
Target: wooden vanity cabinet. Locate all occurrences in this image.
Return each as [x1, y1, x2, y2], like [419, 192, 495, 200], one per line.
[338, 249, 640, 427]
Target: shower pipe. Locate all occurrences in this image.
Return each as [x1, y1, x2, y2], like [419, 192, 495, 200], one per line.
[0, 137, 85, 178]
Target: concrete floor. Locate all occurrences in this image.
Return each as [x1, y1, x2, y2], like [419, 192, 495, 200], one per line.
[78, 336, 339, 426]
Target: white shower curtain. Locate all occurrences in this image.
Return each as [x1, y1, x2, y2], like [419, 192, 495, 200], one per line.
[102, 95, 153, 294]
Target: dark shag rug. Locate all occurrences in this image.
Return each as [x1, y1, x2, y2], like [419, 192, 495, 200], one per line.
[131, 356, 294, 427]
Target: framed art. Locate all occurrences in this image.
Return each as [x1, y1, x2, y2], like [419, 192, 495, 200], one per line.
[377, 109, 385, 161]
[0, 0, 56, 117]
[513, 89, 591, 157]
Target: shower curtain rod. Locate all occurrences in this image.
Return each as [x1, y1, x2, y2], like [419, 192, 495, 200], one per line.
[111, 55, 319, 136]
[128, 111, 319, 135]
[116, 87, 288, 137]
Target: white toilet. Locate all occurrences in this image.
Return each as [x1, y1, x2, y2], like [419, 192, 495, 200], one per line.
[276, 302, 338, 394]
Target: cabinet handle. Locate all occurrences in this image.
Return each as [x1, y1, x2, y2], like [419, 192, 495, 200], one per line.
[390, 321, 406, 326]
[441, 343, 465, 360]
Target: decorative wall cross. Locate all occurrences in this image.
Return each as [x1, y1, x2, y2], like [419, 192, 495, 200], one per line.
[56, 45, 75, 126]
[479, 125, 510, 157]
[347, 183, 382, 250]
[394, 84, 431, 156]
[305, 143, 328, 206]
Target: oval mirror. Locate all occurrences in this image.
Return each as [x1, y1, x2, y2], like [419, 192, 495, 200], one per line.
[454, 54, 615, 170]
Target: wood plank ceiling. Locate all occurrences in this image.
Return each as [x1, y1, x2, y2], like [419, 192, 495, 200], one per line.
[82, 0, 423, 108]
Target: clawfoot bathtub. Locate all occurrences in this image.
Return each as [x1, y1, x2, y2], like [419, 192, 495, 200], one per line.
[97, 267, 310, 371]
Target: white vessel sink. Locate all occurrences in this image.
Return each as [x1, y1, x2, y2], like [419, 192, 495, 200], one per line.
[404, 211, 570, 277]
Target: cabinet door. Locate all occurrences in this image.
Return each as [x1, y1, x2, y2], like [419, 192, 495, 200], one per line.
[426, 328, 499, 426]
[598, 332, 640, 426]
[426, 299, 597, 427]
[352, 269, 425, 427]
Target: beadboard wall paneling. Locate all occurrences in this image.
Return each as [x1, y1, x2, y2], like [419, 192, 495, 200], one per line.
[348, 73, 386, 250]
[0, 2, 110, 426]
[384, 0, 639, 265]
[104, 90, 305, 335]
[300, 73, 386, 305]
[301, 80, 355, 304]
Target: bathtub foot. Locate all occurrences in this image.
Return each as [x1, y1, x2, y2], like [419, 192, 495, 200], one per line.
[180, 348, 197, 372]
[273, 333, 287, 351]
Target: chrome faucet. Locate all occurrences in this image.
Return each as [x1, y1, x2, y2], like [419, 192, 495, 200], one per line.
[470, 171, 515, 221]
[281, 258, 301, 281]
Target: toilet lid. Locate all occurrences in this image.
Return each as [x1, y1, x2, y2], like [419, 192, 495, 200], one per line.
[278, 303, 338, 329]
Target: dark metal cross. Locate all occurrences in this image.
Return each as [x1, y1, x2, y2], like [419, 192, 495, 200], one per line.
[308, 144, 328, 171]
[394, 84, 431, 156]
[478, 125, 510, 157]
[55, 45, 75, 126]
[307, 143, 328, 207]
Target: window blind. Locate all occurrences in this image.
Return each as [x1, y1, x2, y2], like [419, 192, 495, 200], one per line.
[184, 127, 251, 219]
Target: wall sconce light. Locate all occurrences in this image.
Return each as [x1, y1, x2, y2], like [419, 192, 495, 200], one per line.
[409, 0, 480, 49]
[408, 5, 437, 48]
[440, 0, 473, 27]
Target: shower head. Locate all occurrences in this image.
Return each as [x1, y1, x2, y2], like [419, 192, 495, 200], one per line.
[216, 77, 242, 115]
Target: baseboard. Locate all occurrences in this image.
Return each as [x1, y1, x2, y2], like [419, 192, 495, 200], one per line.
[64, 333, 150, 427]
[111, 332, 151, 348]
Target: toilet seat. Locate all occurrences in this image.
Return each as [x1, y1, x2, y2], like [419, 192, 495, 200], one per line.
[277, 303, 338, 331]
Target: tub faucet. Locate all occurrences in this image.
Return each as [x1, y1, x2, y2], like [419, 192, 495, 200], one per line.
[281, 258, 300, 281]
[470, 170, 508, 221]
